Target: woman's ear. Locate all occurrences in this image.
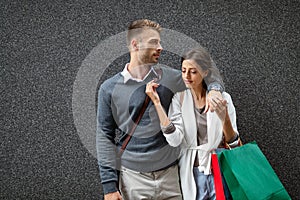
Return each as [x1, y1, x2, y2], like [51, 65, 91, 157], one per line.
[203, 70, 209, 78]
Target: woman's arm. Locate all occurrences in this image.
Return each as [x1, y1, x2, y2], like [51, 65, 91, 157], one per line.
[145, 81, 170, 126]
[222, 110, 237, 143]
[146, 81, 184, 147]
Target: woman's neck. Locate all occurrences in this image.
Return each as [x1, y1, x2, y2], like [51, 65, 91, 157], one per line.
[191, 86, 206, 99]
[191, 86, 206, 108]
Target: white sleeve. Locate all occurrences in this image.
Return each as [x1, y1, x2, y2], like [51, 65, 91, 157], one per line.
[161, 92, 184, 147]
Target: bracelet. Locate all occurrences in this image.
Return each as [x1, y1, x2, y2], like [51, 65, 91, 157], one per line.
[228, 133, 239, 144]
[161, 122, 176, 134]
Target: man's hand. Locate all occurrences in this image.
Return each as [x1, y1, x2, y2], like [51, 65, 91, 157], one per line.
[104, 191, 122, 200]
[205, 90, 223, 113]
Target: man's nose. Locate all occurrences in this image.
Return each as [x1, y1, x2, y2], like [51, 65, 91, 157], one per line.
[157, 43, 163, 51]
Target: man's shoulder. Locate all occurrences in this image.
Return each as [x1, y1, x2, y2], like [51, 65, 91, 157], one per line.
[156, 64, 180, 74]
[100, 73, 123, 89]
[154, 64, 185, 93]
[155, 64, 181, 82]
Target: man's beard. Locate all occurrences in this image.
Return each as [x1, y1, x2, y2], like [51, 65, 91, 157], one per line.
[138, 53, 157, 65]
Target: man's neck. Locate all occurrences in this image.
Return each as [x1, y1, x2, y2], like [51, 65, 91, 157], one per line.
[127, 61, 153, 80]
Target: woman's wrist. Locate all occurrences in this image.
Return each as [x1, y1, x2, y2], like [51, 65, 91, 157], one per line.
[227, 133, 239, 143]
[153, 100, 161, 106]
[153, 103, 170, 126]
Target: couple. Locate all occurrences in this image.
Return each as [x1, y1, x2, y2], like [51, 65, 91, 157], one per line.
[96, 19, 239, 200]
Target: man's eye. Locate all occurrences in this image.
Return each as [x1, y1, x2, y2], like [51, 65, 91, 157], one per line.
[150, 40, 158, 44]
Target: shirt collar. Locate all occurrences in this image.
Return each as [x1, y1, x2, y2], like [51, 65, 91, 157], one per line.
[121, 63, 159, 83]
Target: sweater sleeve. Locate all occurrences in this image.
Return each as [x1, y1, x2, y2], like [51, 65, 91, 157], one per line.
[206, 59, 225, 92]
[96, 84, 119, 194]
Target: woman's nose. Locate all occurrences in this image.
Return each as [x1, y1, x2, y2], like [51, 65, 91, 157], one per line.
[184, 72, 189, 79]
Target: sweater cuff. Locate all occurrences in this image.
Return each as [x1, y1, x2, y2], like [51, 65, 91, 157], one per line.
[207, 82, 224, 93]
[102, 181, 118, 195]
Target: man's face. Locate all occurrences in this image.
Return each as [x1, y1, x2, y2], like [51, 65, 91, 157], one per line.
[137, 29, 163, 65]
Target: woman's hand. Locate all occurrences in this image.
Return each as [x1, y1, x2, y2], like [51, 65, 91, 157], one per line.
[211, 97, 228, 123]
[205, 90, 223, 113]
[212, 97, 237, 143]
[145, 80, 160, 105]
[146, 80, 171, 126]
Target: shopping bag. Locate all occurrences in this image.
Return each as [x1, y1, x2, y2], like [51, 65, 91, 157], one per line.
[211, 153, 225, 200]
[218, 141, 291, 200]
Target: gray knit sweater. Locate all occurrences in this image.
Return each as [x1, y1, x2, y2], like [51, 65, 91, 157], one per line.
[96, 64, 223, 194]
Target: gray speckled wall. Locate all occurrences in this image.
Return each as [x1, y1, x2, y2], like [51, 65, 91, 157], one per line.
[1, 0, 299, 199]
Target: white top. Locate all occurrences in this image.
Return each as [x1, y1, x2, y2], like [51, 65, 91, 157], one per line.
[162, 89, 239, 200]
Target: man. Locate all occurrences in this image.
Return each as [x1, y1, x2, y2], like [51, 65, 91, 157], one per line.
[96, 19, 224, 200]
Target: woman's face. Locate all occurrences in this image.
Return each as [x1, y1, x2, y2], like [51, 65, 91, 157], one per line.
[181, 59, 207, 90]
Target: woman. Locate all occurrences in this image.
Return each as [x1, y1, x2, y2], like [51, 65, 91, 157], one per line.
[146, 48, 240, 200]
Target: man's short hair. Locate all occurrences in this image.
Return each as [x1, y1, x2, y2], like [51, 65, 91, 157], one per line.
[127, 19, 161, 46]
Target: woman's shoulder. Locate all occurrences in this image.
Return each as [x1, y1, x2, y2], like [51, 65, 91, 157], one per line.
[173, 89, 192, 105]
[222, 91, 232, 100]
[174, 89, 190, 98]
[222, 92, 236, 106]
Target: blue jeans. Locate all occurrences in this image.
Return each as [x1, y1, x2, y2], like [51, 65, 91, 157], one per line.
[193, 167, 216, 200]
[193, 149, 232, 200]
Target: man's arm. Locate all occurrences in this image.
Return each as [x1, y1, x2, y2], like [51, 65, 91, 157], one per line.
[205, 60, 225, 112]
[96, 85, 120, 198]
[207, 59, 225, 92]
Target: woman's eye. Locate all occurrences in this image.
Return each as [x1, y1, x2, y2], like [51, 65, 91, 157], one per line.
[191, 71, 197, 74]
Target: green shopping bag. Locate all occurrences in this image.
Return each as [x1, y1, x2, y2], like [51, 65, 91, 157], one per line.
[218, 141, 291, 200]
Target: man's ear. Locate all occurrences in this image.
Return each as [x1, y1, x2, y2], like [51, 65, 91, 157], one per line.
[131, 39, 139, 51]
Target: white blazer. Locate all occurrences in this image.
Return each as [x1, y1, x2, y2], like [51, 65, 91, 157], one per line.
[163, 89, 239, 200]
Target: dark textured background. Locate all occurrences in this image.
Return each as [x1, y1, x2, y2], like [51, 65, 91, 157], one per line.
[1, 0, 299, 199]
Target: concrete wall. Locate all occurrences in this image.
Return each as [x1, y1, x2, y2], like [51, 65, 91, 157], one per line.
[1, 0, 298, 199]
